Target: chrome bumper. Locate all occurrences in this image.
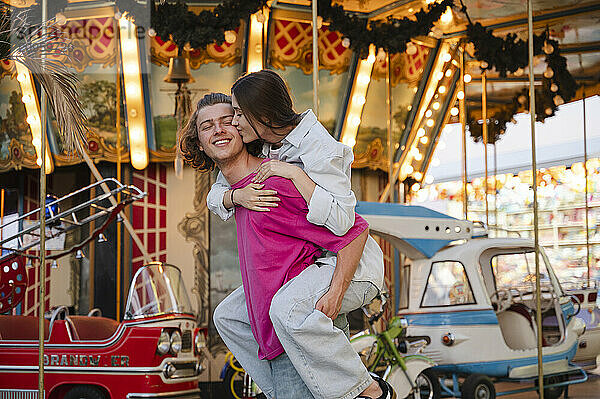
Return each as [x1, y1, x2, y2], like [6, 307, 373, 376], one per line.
[127, 388, 201, 398]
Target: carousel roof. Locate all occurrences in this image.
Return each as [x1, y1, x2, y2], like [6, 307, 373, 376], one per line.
[0, 0, 598, 182]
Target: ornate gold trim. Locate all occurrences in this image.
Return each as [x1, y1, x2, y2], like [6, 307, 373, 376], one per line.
[177, 170, 210, 329]
[0, 138, 38, 172]
[352, 138, 389, 171]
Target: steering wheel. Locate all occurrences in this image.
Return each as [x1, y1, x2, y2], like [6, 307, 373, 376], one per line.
[87, 308, 102, 317]
[567, 294, 582, 318]
[535, 286, 557, 313]
[490, 289, 513, 313]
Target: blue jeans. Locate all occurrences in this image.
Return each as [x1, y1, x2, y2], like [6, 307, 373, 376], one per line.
[270, 352, 315, 399]
[214, 263, 380, 399]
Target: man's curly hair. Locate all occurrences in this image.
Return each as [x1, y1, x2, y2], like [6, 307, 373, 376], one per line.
[179, 93, 262, 172]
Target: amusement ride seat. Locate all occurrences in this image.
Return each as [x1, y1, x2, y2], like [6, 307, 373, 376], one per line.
[497, 303, 537, 350]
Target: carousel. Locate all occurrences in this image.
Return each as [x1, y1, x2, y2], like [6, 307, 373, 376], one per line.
[0, 0, 599, 398]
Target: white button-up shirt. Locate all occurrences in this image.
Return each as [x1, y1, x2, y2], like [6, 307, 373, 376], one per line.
[206, 110, 384, 289]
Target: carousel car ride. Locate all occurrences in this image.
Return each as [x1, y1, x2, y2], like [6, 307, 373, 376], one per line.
[0, 262, 207, 399]
[356, 202, 591, 399]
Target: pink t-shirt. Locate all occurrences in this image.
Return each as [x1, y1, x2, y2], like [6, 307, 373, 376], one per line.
[232, 169, 369, 360]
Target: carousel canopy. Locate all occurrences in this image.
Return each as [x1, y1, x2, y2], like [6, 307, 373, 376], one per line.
[0, 0, 597, 186]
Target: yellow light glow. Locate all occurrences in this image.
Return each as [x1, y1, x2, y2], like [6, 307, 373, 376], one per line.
[411, 183, 421, 192]
[420, 136, 428, 144]
[450, 107, 459, 116]
[414, 172, 423, 180]
[457, 90, 465, 100]
[440, 8, 453, 24]
[438, 85, 446, 94]
[403, 164, 414, 175]
[445, 69, 452, 77]
[354, 95, 366, 105]
[425, 110, 433, 118]
[15, 61, 53, 173]
[426, 119, 435, 127]
[463, 74, 472, 83]
[357, 74, 371, 85]
[246, 11, 267, 73]
[417, 128, 426, 137]
[436, 71, 444, 80]
[442, 53, 452, 63]
[415, 152, 423, 161]
[340, 45, 375, 149]
[432, 102, 440, 110]
[119, 17, 148, 170]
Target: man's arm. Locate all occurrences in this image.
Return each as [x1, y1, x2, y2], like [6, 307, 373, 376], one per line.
[302, 144, 356, 236]
[315, 228, 369, 319]
[206, 171, 234, 221]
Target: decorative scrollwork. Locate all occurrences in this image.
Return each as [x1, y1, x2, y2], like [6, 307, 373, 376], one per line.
[353, 138, 388, 171]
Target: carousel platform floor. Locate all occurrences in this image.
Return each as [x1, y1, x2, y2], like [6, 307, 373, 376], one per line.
[492, 366, 600, 398]
[198, 365, 600, 398]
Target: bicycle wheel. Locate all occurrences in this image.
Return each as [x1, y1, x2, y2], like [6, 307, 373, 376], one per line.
[223, 366, 263, 399]
[387, 359, 439, 399]
[350, 333, 378, 368]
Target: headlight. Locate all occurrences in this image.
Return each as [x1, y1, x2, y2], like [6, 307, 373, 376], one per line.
[399, 318, 408, 329]
[195, 330, 206, 353]
[170, 330, 182, 354]
[157, 330, 170, 355]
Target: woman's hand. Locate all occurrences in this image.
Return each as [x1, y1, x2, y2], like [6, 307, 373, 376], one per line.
[252, 160, 301, 183]
[233, 183, 279, 212]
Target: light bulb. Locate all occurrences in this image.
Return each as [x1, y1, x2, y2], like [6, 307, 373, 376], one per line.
[543, 67, 554, 79]
[457, 91, 465, 100]
[414, 172, 423, 180]
[463, 74, 472, 83]
[438, 85, 446, 94]
[224, 30, 237, 44]
[420, 136, 428, 144]
[432, 102, 440, 110]
[354, 95, 366, 105]
[425, 110, 433, 118]
[445, 69, 452, 77]
[342, 38, 351, 48]
[415, 152, 423, 161]
[411, 183, 421, 192]
[426, 119, 435, 127]
[436, 71, 444, 80]
[406, 42, 417, 55]
[417, 128, 425, 137]
[450, 107, 459, 116]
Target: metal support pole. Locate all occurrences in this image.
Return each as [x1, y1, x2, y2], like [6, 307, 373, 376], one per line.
[494, 143, 498, 230]
[116, 23, 122, 321]
[482, 71, 489, 226]
[460, 47, 468, 219]
[387, 52, 393, 198]
[527, 0, 544, 392]
[583, 90, 590, 286]
[311, 0, 319, 117]
[38, 1, 48, 396]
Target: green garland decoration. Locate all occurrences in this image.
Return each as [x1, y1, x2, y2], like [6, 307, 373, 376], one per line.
[318, 0, 455, 58]
[25, 1, 267, 53]
[460, 1, 578, 143]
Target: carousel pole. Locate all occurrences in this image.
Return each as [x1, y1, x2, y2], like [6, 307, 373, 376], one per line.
[583, 89, 590, 286]
[482, 71, 489, 226]
[494, 143, 498, 231]
[460, 47, 468, 219]
[527, 0, 544, 392]
[38, 0, 48, 396]
[387, 52, 393, 195]
[311, 0, 319, 116]
[115, 20, 123, 321]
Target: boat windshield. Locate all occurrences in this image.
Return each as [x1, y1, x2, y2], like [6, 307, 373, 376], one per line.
[124, 263, 193, 319]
